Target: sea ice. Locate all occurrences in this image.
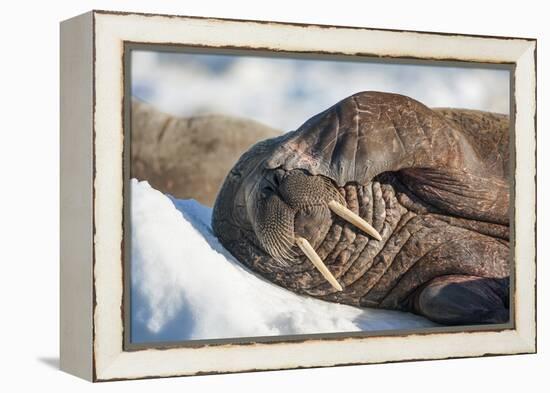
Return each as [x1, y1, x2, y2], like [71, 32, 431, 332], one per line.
[130, 179, 436, 343]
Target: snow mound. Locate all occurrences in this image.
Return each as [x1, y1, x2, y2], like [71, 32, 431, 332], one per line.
[131, 179, 436, 343]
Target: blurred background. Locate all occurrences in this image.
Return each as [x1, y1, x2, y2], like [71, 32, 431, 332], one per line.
[132, 50, 510, 132]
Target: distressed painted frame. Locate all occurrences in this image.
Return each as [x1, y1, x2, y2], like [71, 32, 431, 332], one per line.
[60, 10, 537, 382]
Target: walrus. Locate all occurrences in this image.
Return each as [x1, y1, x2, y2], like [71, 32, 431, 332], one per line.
[131, 99, 280, 206]
[212, 91, 510, 325]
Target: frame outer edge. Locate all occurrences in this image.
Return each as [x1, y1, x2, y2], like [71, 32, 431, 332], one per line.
[59, 11, 95, 381]
[91, 11, 538, 380]
[515, 41, 537, 352]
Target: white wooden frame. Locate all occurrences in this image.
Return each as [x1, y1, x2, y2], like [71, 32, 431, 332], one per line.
[60, 10, 537, 382]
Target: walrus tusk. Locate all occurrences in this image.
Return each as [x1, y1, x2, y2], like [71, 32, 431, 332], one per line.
[328, 200, 383, 241]
[295, 237, 343, 291]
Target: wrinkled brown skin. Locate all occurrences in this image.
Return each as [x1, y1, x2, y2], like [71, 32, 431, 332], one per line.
[212, 92, 510, 325]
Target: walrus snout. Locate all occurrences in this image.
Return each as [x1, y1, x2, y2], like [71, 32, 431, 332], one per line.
[251, 169, 382, 291]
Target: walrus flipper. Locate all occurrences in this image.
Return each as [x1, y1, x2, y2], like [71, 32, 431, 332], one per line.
[411, 275, 510, 325]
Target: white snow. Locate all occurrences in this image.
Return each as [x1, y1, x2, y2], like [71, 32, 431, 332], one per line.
[131, 179, 436, 343]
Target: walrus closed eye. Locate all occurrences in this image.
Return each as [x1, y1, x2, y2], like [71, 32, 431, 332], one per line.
[212, 91, 510, 326]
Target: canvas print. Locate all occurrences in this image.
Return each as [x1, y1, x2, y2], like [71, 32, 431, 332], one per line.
[127, 49, 511, 345]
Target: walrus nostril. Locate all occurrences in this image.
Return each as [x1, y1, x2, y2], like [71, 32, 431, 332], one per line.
[273, 168, 286, 186]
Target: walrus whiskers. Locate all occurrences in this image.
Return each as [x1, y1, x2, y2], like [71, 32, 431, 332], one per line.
[295, 237, 343, 291]
[327, 200, 383, 241]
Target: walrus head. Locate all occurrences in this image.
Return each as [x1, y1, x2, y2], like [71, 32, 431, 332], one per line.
[212, 91, 509, 302]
